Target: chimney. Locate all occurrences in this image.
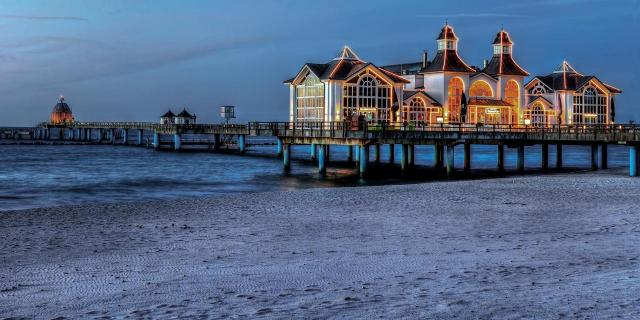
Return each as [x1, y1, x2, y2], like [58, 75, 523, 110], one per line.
[422, 50, 428, 68]
[483, 59, 489, 68]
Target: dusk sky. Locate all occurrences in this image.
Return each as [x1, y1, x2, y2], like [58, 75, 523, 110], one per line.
[0, 0, 638, 125]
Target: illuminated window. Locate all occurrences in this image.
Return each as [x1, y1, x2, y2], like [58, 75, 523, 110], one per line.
[470, 81, 493, 97]
[504, 80, 519, 123]
[343, 72, 392, 123]
[447, 77, 464, 123]
[527, 102, 547, 126]
[573, 86, 607, 124]
[295, 73, 324, 122]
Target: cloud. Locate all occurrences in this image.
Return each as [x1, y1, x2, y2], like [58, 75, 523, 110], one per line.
[0, 14, 87, 21]
[416, 13, 524, 19]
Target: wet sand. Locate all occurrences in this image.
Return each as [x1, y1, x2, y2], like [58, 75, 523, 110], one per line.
[1, 171, 640, 319]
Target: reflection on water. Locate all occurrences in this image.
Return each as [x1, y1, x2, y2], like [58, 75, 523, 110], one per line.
[0, 140, 631, 211]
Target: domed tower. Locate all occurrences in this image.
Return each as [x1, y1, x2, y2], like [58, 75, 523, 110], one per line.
[50, 95, 74, 124]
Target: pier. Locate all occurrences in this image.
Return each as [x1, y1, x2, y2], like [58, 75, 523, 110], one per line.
[2, 122, 640, 178]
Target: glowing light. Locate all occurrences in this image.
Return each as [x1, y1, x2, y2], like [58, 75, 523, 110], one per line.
[524, 119, 531, 125]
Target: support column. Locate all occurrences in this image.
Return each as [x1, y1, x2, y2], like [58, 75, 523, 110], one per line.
[359, 145, 369, 179]
[591, 144, 599, 170]
[153, 132, 160, 150]
[318, 144, 326, 175]
[556, 144, 563, 169]
[388, 144, 395, 164]
[497, 144, 505, 172]
[122, 129, 128, 145]
[464, 142, 471, 174]
[401, 144, 409, 173]
[517, 145, 525, 174]
[408, 145, 415, 167]
[434, 144, 443, 169]
[238, 135, 246, 153]
[111, 129, 116, 145]
[276, 138, 283, 158]
[283, 144, 291, 172]
[310, 143, 317, 161]
[630, 146, 639, 177]
[446, 144, 455, 177]
[347, 145, 354, 163]
[541, 143, 549, 171]
[601, 144, 608, 169]
[174, 133, 181, 151]
[213, 134, 221, 150]
[374, 144, 380, 164]
[137, 129, 144, 146]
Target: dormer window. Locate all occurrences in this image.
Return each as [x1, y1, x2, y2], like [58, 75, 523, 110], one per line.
[438, 40, 456, 51]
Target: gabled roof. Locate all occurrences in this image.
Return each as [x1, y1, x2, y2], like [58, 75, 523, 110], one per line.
[161, 110, 175, 118]
[471, 71, 499, 81]
[286, 47, 409, 85]
[528, 95, 553, 107]
[402, 90, 442, 106]
[530, 62, 622, 94]
[177, 109, 194, 117]
[423, 50, 475, 73]
[468, 98, 513, 107]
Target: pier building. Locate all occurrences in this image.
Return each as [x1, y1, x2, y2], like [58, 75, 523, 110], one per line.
[50, 96, 74, 125]
[286, 24, 621, 127]
[160, 108, 197, 125]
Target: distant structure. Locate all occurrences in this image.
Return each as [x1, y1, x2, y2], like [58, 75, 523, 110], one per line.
[159, 108, 196, 125]
[50, 95, 74, 124]
[220, 106, 235, 124]
[285, 24, 622, 126]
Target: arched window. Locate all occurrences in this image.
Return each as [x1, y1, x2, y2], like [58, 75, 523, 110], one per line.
[342, 72, 392, 123]
[504, 80, 519, 123]
[530, 102, 546, 126]
[404, 97, 426, 123]
[295, 73, 325, 122]
[448, 77, 464, 123]
[358, 76, 377, 109]
[573, 86, 607, 124]
[470, 81, 493, 97]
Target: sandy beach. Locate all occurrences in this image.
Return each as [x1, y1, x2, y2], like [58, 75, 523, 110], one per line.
[1, 171, 640, 319]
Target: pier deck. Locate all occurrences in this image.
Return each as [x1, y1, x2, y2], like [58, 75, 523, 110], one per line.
[3, 121, 640, 178]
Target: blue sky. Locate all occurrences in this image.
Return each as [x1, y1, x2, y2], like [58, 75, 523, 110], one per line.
[0, 0, 638, 125]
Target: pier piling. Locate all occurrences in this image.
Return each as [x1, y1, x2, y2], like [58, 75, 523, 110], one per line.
[137, 129, 143, 146]
[318, 144, 326, 175]
[388, 144, 395, 164]
[123, 129, 128, 145]
[359, 145, 369, 178]
[556, 144, 563, 169]
[374, 144, 380, 164]
[591, 144, 599, 170]
[464, 142, 471, 174]
[517, 145, 525, 174]
[283, 144, 291, 172]
[541, 143, 549, 171]
[401, 144, 409, 174]
[276, 138, 283, 158]
[238, 135, 246, 153]
[497, 144, 505, 172]
[174, 133, 181, 151]
[600, 144, 608, 169]
[153, 132, 160, 150]
[310, 143, 317, 161]
[347, 145, 353, 163]
[630, 146, 639, 177]
[446, 144, 455, 177]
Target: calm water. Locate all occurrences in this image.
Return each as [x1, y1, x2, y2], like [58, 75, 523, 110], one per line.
[0, 140, 631, 211]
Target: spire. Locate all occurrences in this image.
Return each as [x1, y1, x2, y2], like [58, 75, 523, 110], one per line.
[553, 60, 579, 74]
[482, 28, 528, 76]
[333, 45, 362, 61]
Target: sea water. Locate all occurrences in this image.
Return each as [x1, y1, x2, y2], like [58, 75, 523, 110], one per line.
[0, 140, 631, 211]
